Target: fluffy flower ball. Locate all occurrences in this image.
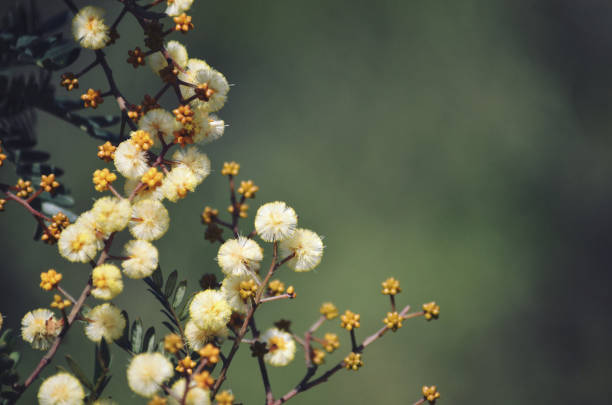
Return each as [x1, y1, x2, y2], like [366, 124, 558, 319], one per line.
[168, 379, 211, 405]
[72, 6, 109, 50]
[147, 41, 189, 74]
[138, 108, 176, 145]
[114, 140, 149, 180]
[122, 240, 159, 279]
[217, 237, 263, 276]
[221, 273, 255, 314]
[262, 328, 296, 367]
[189, 290, 232, 332]
[21, 308, 61, 350]
[165, 0, 194, 17]
[162, 166, 198, 202]
[279, 228, 324, 271]
[172, 147, 211, 184]
[91, 264, 124, 300]
[84, 303, 125, 343]
[129, 199, 170, 241]
[92, 197, 131, 234]
[254, 201, 298, 242]
[38, 372, 85, 405]
[58, 223, 98, 263]
[127, 352, 174, 397]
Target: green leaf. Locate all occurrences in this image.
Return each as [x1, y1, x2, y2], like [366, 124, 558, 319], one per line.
[65, 355, 94, 390]
[151, 266, 164, 289]
[130, 319, 143, 354]
[165, 271, 178, 298]
[143, 327, 156, 353]
[173, 280, 187, 308]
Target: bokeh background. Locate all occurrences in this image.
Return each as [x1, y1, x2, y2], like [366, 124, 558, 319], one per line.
[2, 0, 612, 403]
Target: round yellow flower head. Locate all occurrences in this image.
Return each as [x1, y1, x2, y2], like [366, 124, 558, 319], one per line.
[139, 108, 176, 144]
[344, 352, 363, 371]
[72, 6, 110, 50]
[122, 240, 159, 279]
[221, 161, 240, 176]
[141, 167, 164, 191]
[162, 166, 198, 202]
[129, 199, 170, 241]
[92, 196, 131, 234]
[37, 372, 85, 405]
[21, 308, 62, 350]
[262, 327, 296, 367]
[164, 333, 184, 354]
[178, 63, 229, 112]
[92, 168, 117, 192]
[127, 352, 174, 398]
[114, 140, 149, 180]
[254, 201, 298, 242]
[172, 146, 211, 184]
[422, 385, 441, 403]
[165, 0, 194, 16]
[148, 41, 188, 74]
[84, 303, 126, 343]
[422, 301, 440, 321]
[279, 228, 324, 272]
[184, 320, 225, 351]
[168, 378, 211, 405]
[381, 277, 401, 296]
[58, 223, 99, 263]
[383, 311, 403, 332]
[189, 289, 232, 332]
[91, 264, 124, 300]
[216, 237, 263, 276]
[221, 273, 257, 314]
[130, 129, 154, 151]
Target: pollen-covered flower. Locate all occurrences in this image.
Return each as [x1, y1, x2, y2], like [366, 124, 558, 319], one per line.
[122, 240, 159, 279]
[189, 290, 232, 332]
[172, 147, 210, 183]
[37, 372, 85, 405]
[254, 201, 298, 242]
[21, 308, 62, 350]
[58, 223, 98, 263]
[127, 352, 174, 397]
[184, 320, 226, 350]
[148, 40, 189, 74]
[261, 328, 296, 367]
[124, 178, 164, 202]
[168, 378, 211, 405]
[179, 61, 229, 112]
[92, 197, 131, 234]
[194, 112, 225, 144]
[139, 108, 176, 144]
[221, 273, 257, 314]
[165, 0, 194, 17]
[84, 303, 126, 343]
[279, 229, 324, 272]
[75, 211, 107, 250]
[129, 199, 170, 241]
[114, 140, 149, 180]
[162, 166, 198, 202]
[72, 6, 110, 49]
[91, 264, 124, 300]
[217, 237, 263, 276]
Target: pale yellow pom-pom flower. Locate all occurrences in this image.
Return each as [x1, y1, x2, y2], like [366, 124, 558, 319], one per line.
[279, 228, 324, 272]
[129, 199, 170, 241]
[168, 378, 211, 405]
[189, 290, 232, 332]
[21, 308, 62, 351]
[127, 352, 174, 397]
[216, 237, 263, 276]
[84, 303, 126, 343]
[262, 328, 296, 367]
[72, 6, 109, 50]
[114, 140, 149, 180]
[254, 201, 298, 242]
[58, 223, 99, 263]
[37, 372, 85, 405]
[172, 147, 211, 184]
[92, 196, 131, 234]
[122, 240, 159, 279]
[91, 264, 124, 300]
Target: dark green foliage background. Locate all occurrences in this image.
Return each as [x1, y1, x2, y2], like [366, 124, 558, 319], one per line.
[1, 0, 611, 403]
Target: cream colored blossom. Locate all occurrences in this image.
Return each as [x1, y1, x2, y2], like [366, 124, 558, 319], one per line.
[172, 147, 210, 183]
[168, 378, 211, 405]
[114, 140, 149, 180]
[217, 237, 263, 276]
[189, 290, 232, 332]
[38, 372, 85, 405]
[165, 0, 194, 17]
[91, 264, 124, 300]
[58, 223, 98, 263]
[21, 308, 62, 350]
[221, 273, 256, 314]
[279, 228, 324, 272]
[129, 199, 170, 241]
[122, 240, 159, 279]
[161, 166, 198, 202]
[75, 210, 107, 250]
[127, 352, 174, 397]
[184, 320, 224, 350]
[262, 328, 296, 367]
[138, 108, 176, 144]
[92, 197, 131, 234]
[254, 201, 298, 242]
[178, 62, 229, 112]
[72, 6, 109, 50]
[124, 178, 164, 202]
[191, 109, 225, 144]
[84, 303, 125, 343]
[147, 40, 189, 73]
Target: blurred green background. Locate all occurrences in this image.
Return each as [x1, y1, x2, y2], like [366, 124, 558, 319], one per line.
[2, 0, 612, 403]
